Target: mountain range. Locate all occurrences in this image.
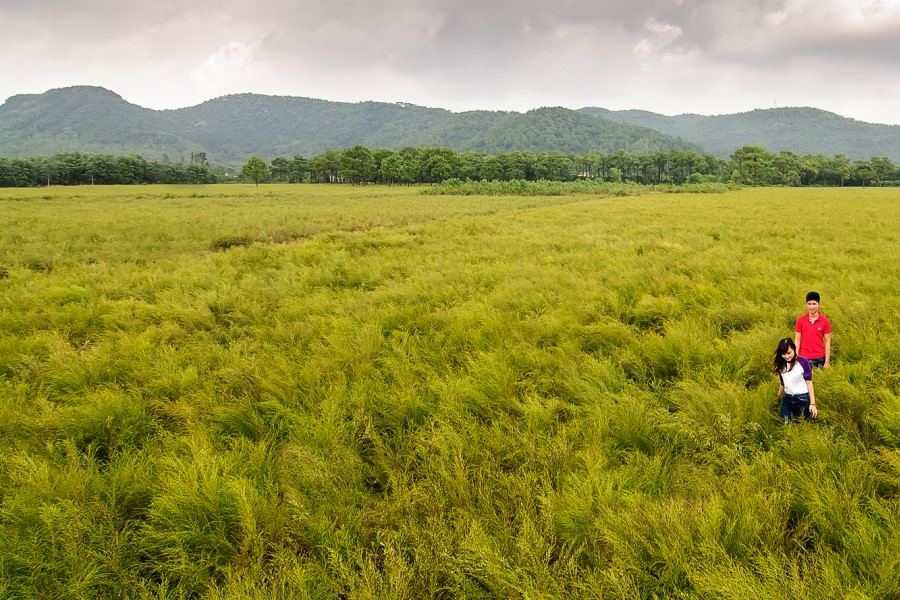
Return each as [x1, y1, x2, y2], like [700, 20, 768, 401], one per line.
[578, 107, 900, 161]
[2, 86, 899, 164]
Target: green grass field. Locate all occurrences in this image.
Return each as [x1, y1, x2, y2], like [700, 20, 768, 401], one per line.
[1, 184, 899, 598]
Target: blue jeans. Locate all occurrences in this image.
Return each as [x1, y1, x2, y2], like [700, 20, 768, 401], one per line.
[781, 393, 811, 423]
[807, 358, 826, 368]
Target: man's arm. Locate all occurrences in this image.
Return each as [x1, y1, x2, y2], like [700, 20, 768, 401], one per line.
[794, 331, 801, 350]
[824, 333, 831, 367]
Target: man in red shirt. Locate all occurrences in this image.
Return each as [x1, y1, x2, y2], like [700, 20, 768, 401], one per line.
[794, 291, 832, 368]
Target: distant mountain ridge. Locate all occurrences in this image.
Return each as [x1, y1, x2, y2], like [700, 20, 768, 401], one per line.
[0, 86, 696, 163]
[2, 86, 899, 163]
[579, 106, 900, 162]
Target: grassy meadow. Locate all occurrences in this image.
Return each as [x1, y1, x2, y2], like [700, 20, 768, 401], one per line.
[1, 184, 899, 598]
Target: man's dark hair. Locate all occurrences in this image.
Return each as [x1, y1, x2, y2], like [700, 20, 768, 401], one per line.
[806, 291, 821, 303]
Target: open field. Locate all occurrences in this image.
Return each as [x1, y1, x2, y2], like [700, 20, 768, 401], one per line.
[1, 184, 899, 598]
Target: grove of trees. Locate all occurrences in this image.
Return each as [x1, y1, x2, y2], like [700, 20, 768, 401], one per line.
[2, 146, 898, 188]
[0, 152, 219, 187]
[260, 145, 900, 187]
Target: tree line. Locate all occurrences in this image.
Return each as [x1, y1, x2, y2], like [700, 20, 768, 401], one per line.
[0, 153, 219, 187]
[2, 146, 898, 188]
[253, 145, 900, 187]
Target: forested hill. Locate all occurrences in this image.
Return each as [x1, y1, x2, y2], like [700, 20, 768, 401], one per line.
[0, 86, 696, 163]
[0, 86, 203, 159]
[168, 96, 700, 161]
[579, 106, 900, 162]
[6, 86, 898, 164]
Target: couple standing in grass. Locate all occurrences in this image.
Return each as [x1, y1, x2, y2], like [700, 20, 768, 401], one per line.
[773, 291, 832, 423]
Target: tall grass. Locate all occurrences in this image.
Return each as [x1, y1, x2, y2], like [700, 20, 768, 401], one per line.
[1, 184, 899, 597]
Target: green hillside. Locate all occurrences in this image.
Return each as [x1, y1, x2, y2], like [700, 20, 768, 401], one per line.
[0, 87, 697, 163]
[169, 98, 700, 160]
[580, 106, 900, 161]
[462, 107, 699, 154]
[0, 86, 201, 159]
[5, 86, 899, 164]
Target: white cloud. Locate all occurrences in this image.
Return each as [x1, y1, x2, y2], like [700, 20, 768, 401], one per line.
[644, 18, 680, 35]
[192, 42, 255, 86]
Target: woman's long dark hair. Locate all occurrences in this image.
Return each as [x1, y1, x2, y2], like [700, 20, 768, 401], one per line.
[773, 338, 798, 374]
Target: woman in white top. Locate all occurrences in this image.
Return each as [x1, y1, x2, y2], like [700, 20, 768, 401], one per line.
[773, 337, 818, 423]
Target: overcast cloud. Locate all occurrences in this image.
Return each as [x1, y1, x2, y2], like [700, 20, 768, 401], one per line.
[2, 0, 899, 124]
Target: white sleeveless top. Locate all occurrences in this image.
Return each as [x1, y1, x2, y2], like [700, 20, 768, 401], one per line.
[780, 357, 812, 395]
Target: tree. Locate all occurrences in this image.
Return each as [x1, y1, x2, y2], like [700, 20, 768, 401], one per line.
[425, 155, 452, 183]
[270, 156, 290, 182]
[288, 155, 310, 183]
[669, 150, 692, 184]
[499, 151, 529, 180]
[609, 151, 634, 182]
[478, 155, 504, 181]
[773, 151, 802, 186]
[242, 155, 270, 186]
[380, 153, 404, 185]
[799, 155, 821, 186]
[415, 147, 459, 182]
[340, 145, 376, 185]
[371, 149, 394, 184]
[590, 153, 610, 181]
[730, 145, 775, 185]
[869, 156, 894, 186]
[852, 160, 876, 187]
[608, 167, 623, 183]
[534, 152, 575, 181]
[398, 149, 420, 185]
[310, 150, 342, 183]
[832, 154, 851, 186]
[457, 152, 482, 181]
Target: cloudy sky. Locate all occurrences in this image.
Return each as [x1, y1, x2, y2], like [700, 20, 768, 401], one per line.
[1, 0, 899, 124]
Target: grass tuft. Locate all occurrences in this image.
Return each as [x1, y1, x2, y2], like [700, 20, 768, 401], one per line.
[211, 235, 256, 251]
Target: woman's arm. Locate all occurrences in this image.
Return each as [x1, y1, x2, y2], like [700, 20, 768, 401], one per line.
[807, 380, 817, 418]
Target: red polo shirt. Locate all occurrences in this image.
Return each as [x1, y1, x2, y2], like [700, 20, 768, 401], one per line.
[795, 313, 831, 359]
